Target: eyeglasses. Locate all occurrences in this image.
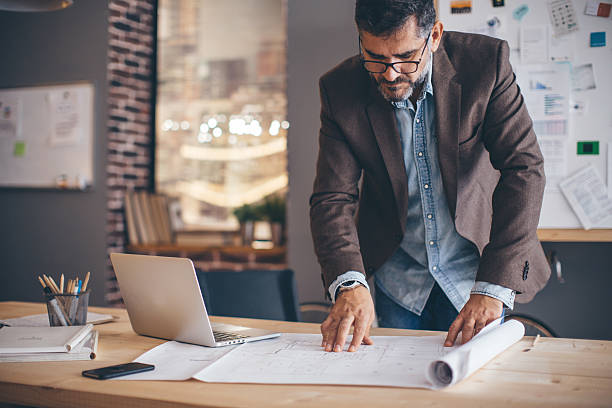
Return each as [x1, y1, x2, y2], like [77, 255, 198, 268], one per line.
[359, 33, 430, 74]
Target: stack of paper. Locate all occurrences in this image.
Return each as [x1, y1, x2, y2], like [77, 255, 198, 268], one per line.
[0, 324, 98, 362]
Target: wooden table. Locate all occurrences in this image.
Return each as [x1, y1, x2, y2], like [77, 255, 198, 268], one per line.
[1, 302, 611, 408]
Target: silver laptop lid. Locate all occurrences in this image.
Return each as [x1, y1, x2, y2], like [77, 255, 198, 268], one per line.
[110, 253, 216, 346]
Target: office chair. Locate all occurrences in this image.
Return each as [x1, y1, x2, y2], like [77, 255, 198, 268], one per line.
[195, 268, 301, 322]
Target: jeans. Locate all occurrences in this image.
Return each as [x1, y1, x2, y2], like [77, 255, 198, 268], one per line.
[375, 281, 459, 331]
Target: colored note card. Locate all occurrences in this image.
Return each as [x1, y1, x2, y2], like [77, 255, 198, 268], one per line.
[548, 0, 579, 37]
[590, 32, 606, 47]
[585, 0, 612, 17]
[513, 4, 530, 21]
[451, 0, 472, 14]
[577, 141, 600, 155]
[13, 141, 25, 157]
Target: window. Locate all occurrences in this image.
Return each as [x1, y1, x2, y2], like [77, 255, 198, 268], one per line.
[156, 0, 288, 231]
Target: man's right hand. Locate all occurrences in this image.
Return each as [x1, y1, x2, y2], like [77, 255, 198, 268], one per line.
[320, 285, 375, 352]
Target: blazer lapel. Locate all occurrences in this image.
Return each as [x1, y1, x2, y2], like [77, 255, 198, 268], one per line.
[432, 43, 461, 218]
[365, 80, 409, 231]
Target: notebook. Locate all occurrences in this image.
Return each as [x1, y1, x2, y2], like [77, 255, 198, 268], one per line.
[0, 324, 93, 353]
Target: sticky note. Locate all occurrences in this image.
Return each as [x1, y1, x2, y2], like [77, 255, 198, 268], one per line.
[577, 141, 599, 155]
[513, 4, 529, 21]
[585, 0, 612, 17]
[590, 32, 606, 47]
[13, 141, 25, 157]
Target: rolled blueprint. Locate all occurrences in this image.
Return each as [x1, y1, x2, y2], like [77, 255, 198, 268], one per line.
[426, 319, 525, 389]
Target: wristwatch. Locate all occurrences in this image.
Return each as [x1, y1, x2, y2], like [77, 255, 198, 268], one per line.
[335, 280, 362, 300]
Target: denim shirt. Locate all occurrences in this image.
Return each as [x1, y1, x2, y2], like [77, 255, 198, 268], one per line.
[329, 64, 515, 314]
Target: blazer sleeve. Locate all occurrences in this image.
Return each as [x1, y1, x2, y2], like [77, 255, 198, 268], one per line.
[476, 40, 547, 294]
[309, 78, 366, 292]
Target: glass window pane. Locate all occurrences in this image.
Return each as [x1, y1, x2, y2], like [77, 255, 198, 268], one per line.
[156, 0, 287, 230]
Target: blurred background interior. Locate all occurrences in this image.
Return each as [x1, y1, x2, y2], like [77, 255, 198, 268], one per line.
[0, 0, 611, 341]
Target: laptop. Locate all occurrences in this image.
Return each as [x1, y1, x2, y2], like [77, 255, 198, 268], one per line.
[110, 253, 280, 347]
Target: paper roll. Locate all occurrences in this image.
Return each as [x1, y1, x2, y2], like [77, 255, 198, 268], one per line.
[426, 319, 525, 389]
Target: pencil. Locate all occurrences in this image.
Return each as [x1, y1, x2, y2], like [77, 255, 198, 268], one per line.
[38, 276, 46, 289]
[82, 271, 91, 292]
[532, 334, 541, 347]
[60, 274, 64, 294]
[42, 275, 57, 294]
[48, 276, 61, 295]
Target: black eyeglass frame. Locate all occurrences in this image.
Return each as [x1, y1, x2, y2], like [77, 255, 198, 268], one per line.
[359, 32, 431, 74]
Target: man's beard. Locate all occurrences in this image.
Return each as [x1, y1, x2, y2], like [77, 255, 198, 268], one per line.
[373, 55, 431, 103]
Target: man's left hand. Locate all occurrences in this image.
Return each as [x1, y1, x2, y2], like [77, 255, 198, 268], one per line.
[444, 294, 503, 346]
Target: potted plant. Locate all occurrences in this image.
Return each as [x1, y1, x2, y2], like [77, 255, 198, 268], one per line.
[233, 204, 259, 246]
[261, 195, 286, 246]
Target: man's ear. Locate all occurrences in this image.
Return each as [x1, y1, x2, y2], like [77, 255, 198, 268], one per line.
[430, 21, 444, 53]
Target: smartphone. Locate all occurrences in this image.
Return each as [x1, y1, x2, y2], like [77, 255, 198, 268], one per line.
[82, 362, 155, 380]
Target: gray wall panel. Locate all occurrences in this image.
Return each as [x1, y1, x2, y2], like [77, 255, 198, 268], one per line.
[0, 0, 109, 306]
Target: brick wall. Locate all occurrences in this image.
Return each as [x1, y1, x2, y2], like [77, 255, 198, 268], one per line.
[106, 0, 157, 305]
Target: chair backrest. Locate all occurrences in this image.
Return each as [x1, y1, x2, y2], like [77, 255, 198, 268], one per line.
[195, 268, 301, 322]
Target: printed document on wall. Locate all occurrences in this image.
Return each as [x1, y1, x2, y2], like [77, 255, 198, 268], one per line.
[538, 138, 567, 192]
[47, 90, 82, 147]
[560, 165, 612, 229]
[518, 64, 570, 138]
[0, 95, 21, 139]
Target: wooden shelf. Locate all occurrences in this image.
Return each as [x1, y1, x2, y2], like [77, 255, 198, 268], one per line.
[537, 229, 612, 242]
[126, 244, 288, 270]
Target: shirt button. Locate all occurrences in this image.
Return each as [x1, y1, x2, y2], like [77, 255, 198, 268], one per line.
[416, 118, 420, 123]
[427, 214, 432, 219]
[424, 184, 429, 189]
[429, 240, 435, 246]
[432, 266, 438, 271]
[418, 152, 423, 157]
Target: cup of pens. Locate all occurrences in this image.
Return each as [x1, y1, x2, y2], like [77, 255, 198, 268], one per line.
[39, 272, 91, 326]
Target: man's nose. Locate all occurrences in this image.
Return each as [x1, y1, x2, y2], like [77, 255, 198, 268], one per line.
[382, 65, 401, 82]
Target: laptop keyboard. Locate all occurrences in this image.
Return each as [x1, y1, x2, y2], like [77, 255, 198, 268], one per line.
[213, 330, 250, 343]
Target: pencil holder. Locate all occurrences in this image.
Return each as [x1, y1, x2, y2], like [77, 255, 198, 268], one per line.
[44, 290, 90, 326]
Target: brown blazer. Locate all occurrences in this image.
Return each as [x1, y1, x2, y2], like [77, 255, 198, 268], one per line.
[310, 31, 550, 303]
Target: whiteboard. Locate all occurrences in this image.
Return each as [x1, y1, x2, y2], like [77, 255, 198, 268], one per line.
[0, 82, 94, 189]
[439, 0, 612, 229]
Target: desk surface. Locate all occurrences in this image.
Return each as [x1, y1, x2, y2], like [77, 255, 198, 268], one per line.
[0, 302, 611, 408]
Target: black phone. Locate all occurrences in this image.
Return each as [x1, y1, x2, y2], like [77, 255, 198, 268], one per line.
[82, 362, 155, 380]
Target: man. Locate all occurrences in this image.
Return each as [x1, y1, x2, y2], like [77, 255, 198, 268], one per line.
[310, 0, 550, 353]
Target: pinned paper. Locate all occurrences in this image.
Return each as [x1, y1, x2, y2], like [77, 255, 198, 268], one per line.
[521, 25, 549, 64]
[590, 32, 606, 47]
[585, 0, 612, 17]
[560, 165, 612, 229]
[538, 138, 567, 192]
[572, 63, 597, 91]
[13, 141, 25, 157]
[0, 97, 20, 139]
[451, 0, 472, 14]
[548, 0, 579, 37]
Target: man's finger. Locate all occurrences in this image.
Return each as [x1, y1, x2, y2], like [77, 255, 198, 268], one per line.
[320, 317, 332, 347]
[362, 324, 374, 345]
[322, 318, 339, 352]
[473, 320, 486, 337]
[333, 316, 355, 352]
[444, 315, 464, 346]
[460, 318, 476, 344]
[348, 318, 368, 352]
